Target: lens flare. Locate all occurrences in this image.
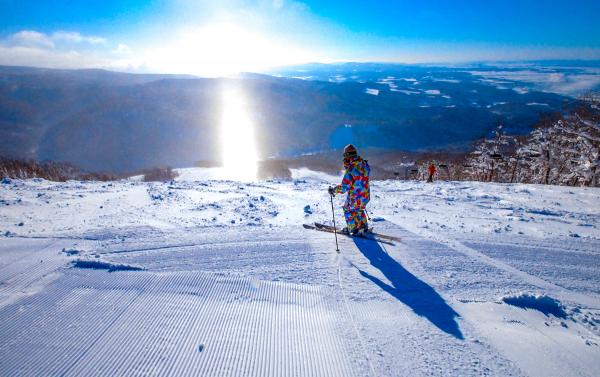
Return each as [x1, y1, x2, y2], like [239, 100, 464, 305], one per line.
[220, 88, 258, 181]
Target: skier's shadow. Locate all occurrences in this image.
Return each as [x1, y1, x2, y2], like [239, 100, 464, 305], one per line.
[352, 237, 463, 339]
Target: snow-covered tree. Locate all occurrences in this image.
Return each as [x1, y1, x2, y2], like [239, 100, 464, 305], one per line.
[464, 125, 515, 182]
[517, 98, 599, 187]
[517, 121, 564, 185]
[413, 94, 598, 186]
[557, 113, 599, 186]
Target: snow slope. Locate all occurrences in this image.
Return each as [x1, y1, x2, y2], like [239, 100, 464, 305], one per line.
[1, 170, 599, 376]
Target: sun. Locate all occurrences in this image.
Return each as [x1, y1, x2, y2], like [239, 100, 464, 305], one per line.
[145, 21, 314, 77]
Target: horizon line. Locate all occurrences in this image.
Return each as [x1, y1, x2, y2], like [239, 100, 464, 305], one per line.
[2, 58, 600, 78]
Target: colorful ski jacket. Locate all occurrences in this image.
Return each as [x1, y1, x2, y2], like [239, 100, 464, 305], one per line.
[334, 156, 370, 203]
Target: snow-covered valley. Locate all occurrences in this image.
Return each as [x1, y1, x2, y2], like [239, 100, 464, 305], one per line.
[1, 168, 599, 376]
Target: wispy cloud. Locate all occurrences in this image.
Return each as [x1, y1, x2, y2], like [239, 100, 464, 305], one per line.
[51, 31, 107, 45]
[0, 44, 107, 69]
[0, 30, 112, 69]
[113, 43, 132, 54]
[10, 30, 55, 49]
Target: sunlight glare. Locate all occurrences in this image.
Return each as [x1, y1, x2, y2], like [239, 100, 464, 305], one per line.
[145, 22, 316, 77]
[221, 88, 258, 181]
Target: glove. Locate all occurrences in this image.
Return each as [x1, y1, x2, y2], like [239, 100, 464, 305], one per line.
[328, 186, 335, 196]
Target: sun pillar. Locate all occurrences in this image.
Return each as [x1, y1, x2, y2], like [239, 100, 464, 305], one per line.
[220, 87, 258, 181]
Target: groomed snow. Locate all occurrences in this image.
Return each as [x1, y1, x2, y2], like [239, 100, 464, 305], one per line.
[1, 169, 599, 376]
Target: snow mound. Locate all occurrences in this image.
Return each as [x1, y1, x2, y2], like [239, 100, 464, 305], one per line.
[72, 259, 144, 272]
[502, 293, 567, 318]
[62, 248, 81, 256]
[290, 168, 339, 183]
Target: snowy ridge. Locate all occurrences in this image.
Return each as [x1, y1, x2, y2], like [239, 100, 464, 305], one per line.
[71, 259, 144, 272]
[502, 293, 567, 317]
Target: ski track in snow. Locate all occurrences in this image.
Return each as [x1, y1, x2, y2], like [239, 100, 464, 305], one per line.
[389, 224, 600, 309]
[1, 170, 599, 376]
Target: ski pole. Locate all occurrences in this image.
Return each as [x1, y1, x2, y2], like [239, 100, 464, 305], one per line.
[329, 193, 340, 252]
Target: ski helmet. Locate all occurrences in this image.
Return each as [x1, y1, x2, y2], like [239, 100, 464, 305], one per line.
[343, 144, 358, 158]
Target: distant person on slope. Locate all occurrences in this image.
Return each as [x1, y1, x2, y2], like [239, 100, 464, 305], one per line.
[427, 162, 436, 183]
[328, 144, 371, 235]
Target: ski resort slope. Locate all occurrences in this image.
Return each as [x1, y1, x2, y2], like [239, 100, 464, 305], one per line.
[0, 168, 599, 377]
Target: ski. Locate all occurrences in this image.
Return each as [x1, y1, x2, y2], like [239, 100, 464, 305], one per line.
[303, 223, 396, 245]
[313, 222, 402, 243]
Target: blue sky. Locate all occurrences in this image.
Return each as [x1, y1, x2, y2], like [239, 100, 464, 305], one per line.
[306, 1, 600, 47]
[1, 0, 599, 76]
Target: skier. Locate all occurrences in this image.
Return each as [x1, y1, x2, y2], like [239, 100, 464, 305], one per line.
[328, 144, 371, 235]
[427, 162, 436, 182]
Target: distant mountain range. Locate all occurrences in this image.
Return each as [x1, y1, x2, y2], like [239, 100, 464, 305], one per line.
[2, 62, 596, 173]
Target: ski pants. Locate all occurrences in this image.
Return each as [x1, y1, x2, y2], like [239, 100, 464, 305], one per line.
[343, 197, 369, 231]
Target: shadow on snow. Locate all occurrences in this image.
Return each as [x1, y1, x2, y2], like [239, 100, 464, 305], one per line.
[352, 237, 463, 339]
